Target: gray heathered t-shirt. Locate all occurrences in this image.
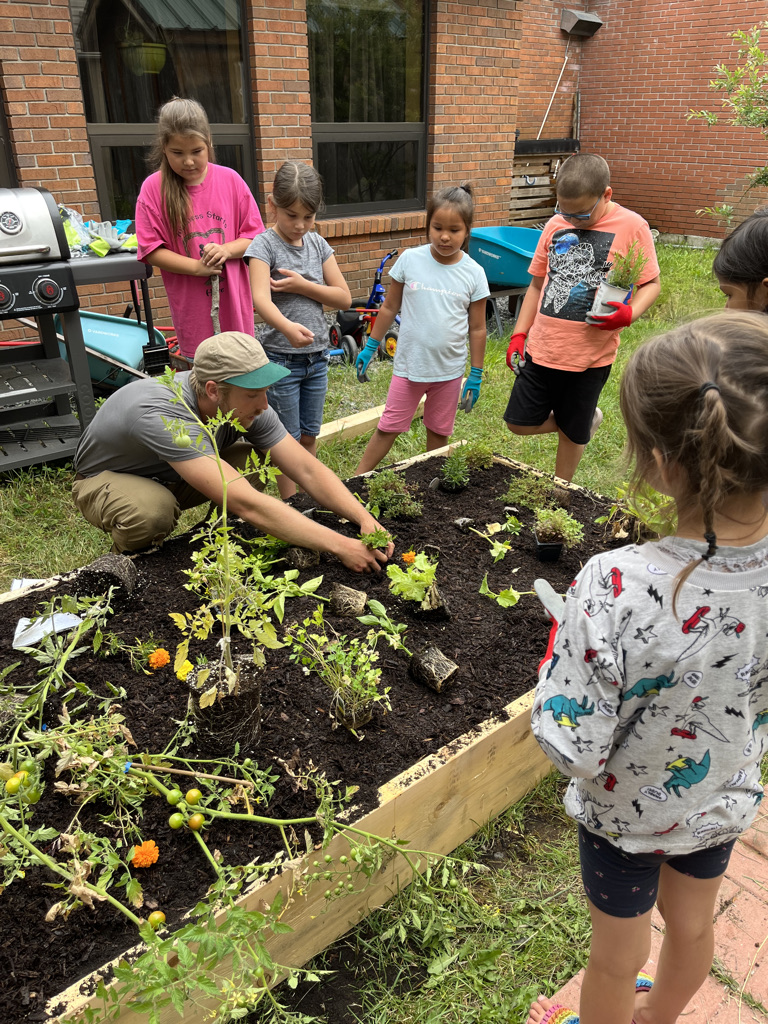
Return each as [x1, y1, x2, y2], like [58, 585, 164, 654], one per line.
[245, 228, 334, 355]
[74, 372, 286, 482]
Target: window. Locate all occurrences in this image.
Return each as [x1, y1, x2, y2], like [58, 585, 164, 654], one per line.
[307, 0, 426, 217]
[69, 0, 252, 220]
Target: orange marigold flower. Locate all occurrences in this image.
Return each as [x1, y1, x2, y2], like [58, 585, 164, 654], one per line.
[401, 550, 416, 565]
[148, 648, 171, 670]
[132, 840, 159, 868]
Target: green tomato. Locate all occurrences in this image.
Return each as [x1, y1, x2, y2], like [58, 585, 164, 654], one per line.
[168, 812, 185, 830]
[147, 910, 166, 930]
[175, 433, 192, 448]
[185, 788, 203, 806]
[166, 789, 183, 806]
[20, 758, 37, 774]
[5, 777, 21, 796]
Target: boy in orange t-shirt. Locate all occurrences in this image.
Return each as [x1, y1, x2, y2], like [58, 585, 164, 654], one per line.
[503, 153, 660, 482]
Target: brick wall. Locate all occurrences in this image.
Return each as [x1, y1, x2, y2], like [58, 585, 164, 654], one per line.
[0, 0, 534, 343]
[579, 0, 768, 235]
[0, 0, 171, 341]
[515, 0, 584, 141]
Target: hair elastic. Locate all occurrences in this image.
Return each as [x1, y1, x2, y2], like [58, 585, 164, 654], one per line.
[699, 381, 720, 399]
[702, 531, 718, 561]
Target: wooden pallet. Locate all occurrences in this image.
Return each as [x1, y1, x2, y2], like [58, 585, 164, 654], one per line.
[509, 151, 574, 227]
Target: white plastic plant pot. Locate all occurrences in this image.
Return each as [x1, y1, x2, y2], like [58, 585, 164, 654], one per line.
[587, 281, 631, 322]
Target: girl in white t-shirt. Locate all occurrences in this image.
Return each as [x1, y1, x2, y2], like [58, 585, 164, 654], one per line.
[354, 184, 489, 475]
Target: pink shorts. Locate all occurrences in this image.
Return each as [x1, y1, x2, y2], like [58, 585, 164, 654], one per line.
[378, 375, 463, 437]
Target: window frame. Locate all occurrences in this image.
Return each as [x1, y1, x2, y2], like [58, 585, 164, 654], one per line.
[310, 2, 429, 218]
[86, 123, 255, 222]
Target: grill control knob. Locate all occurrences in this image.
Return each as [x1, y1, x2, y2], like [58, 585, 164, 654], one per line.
[34, 277, 62, 304]
[0, 283, 13, 311]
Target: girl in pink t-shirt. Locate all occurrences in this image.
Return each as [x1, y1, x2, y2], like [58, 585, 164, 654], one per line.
[136, 97, 264, 358]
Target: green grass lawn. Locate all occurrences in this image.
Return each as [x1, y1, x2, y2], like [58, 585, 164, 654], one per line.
[0, 242, 728, 1023]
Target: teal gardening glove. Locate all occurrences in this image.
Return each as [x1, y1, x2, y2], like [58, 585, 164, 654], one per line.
[356, 335, 380, 382]
[460, 366, 483, 412]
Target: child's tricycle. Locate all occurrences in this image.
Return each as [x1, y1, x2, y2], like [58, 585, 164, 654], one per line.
[329, 248, 401, 365]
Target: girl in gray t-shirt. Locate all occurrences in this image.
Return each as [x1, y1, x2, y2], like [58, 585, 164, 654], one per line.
[247, 161, 351, 498]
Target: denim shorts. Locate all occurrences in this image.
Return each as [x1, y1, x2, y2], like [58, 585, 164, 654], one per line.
[263, 349, 329, 440]
[578, 825, 735, 918]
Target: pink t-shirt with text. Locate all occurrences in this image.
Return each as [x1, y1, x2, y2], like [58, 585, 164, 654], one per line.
[527, 202, 660, 371]
[136, 163, 264, 357]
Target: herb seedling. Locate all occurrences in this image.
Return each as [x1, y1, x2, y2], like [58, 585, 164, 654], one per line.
[440, 447, 470, 490]
[359, 527, 395, 550]
[501, 472, 553, 510]
[366, 469, 423, 519]
[608, 240, 650, 290]
[464, 439, 495, 470]
[534, 507, 584, 548]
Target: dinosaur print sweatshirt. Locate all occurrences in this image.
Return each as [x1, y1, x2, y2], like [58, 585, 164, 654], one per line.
[531, 534, 768, 854]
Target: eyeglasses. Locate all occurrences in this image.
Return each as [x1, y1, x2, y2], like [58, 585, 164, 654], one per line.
[554, 196, 603, 221]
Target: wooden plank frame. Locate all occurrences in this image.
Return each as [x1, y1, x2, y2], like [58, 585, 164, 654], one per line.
[10, 444, 571, 1023]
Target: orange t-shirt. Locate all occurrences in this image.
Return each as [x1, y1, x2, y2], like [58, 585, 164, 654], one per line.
[526, 203, 660, 371]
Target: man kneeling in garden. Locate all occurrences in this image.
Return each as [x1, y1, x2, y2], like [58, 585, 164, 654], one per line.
[72, 331, 392, 572]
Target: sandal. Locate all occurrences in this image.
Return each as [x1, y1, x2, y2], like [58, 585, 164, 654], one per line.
[636, 971, 654, 993]
[538, 1007, 580, 1024]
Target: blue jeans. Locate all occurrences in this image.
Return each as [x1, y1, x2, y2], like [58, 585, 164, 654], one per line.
[263, 349, 329, 440]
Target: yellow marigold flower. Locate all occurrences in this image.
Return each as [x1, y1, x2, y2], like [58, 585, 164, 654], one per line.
[176, 660, 194, 682]
[132, 840, 159, 868]
[148, 648, 171, 671]
[401, 550, 416, 565]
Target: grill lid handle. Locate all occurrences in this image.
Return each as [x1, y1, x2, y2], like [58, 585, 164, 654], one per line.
[0, 244, 52, 257]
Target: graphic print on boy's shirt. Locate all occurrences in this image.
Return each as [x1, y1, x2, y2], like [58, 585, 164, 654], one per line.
[539, 227, 614, 323]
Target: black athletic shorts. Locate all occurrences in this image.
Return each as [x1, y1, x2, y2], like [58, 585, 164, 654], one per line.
[578, 825, 736, 918]
[503, 355, 612, 445]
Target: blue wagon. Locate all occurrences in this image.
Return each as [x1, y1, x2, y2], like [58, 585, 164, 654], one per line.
[469, 226, 542, 288]
[469, 226, 543, 335]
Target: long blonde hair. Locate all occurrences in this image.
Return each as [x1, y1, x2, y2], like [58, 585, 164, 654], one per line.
[620, 311, 768, 603]
[149, 97, 215, 237]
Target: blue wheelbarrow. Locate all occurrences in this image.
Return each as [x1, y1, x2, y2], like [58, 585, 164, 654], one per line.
[54, 309, 171, 392]
[469, 226, 543, 334]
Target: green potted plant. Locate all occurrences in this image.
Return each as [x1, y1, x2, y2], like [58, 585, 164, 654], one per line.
[533, 507, 584, 562]
[588, 240, 649, 321]
[439, 446, 470, 493]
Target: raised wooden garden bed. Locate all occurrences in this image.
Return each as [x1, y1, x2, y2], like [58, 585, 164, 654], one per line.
[0, 448, 620, 1024]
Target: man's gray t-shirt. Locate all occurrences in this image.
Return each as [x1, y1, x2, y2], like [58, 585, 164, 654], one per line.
[245, 228, 334, 355]
[74, 372, 287, 481]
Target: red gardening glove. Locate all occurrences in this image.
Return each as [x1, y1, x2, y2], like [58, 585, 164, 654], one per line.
[506, 332, 527, 374]
[538, 617, 559, 672]
[590, 301, 633, 331]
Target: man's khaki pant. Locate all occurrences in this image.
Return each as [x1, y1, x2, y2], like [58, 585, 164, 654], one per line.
[72, 444, 260, 553]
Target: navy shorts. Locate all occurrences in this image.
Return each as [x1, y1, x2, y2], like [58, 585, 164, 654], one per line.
[503, 356, 612, 445]
[578, 826, 735, 918]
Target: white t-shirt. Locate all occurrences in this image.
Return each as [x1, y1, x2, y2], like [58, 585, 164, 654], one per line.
[389, 245, 489, 382]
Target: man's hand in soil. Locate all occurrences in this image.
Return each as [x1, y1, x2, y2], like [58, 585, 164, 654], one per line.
[335, 536, 390, 573]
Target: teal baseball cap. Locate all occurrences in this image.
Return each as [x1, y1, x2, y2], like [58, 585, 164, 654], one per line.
[191, 331, 291, 389]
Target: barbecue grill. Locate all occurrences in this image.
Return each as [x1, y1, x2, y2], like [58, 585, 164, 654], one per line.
[0, 186, 95, 472]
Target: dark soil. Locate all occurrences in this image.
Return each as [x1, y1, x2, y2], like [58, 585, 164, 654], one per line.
[0, 456, 621, 1023]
